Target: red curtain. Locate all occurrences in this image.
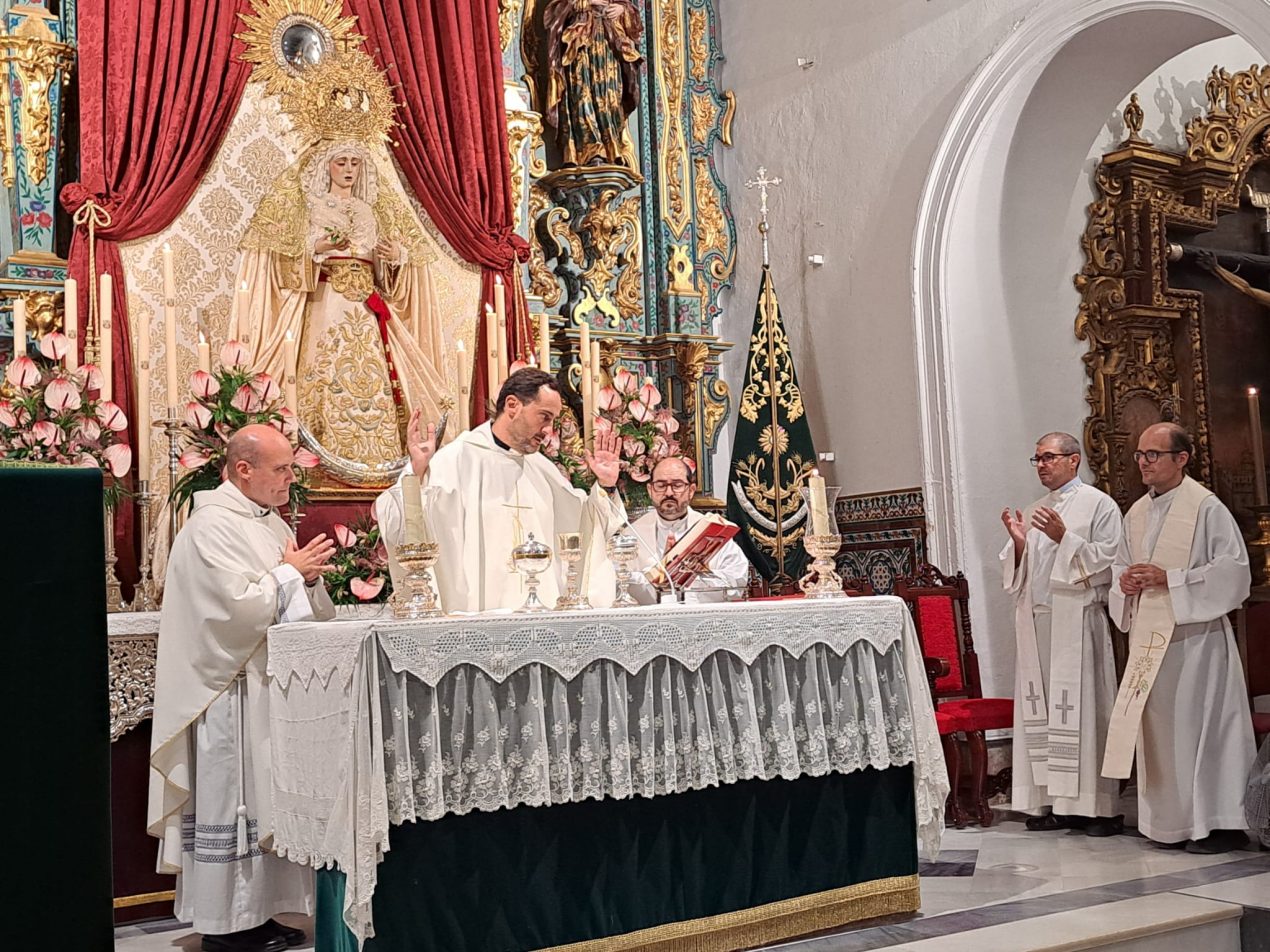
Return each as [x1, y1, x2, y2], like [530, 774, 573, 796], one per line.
[60, 1, 252, 593]
[347, 0, 532, 423]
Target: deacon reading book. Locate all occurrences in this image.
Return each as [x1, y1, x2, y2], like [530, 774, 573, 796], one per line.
[645, 513, 741, 590]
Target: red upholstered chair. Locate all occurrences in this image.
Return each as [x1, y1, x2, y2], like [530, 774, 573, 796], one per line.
[895, 563, 1012, 827]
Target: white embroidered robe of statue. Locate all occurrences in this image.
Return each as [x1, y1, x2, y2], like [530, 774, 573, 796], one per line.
[628, 506, 751, 604]
[375, 422, 625, 611]
[148, 481, 335, 934]
[1109, 485, 1254, 842]
[1001, 478, 1121, 818]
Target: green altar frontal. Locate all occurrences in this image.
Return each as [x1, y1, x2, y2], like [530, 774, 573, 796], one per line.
[317, 765, 918, 952]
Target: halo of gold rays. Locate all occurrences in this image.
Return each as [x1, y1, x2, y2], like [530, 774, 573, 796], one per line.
[281, 48, 398, 147]
[235, 0, 364, 98]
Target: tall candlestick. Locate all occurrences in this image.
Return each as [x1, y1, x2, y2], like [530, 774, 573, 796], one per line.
[808, 469, 830, 536]
[197, 332, 211, 374]
[1251, 387, 1268, 507]
[402, 473, 425, 543]
[162, 243, 178, 409]
[63, 277, 78, 371]
[538, 312, 550, 370]
[137, 310, 151, 477]
[494, 275, 509, 385]
[579, 321, 593, 446]
[589, 340, 602, 414]
[455, 339, 470, 431]
[283, 331, 298, 414]
[12, 295, 25, 360]
[484, 303, 499, 398]
[99, 274, 113, 402]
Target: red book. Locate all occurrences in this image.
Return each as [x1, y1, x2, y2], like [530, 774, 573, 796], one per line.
[646, 514, 740, 590]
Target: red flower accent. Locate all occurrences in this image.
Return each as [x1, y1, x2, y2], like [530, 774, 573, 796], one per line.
[36, 212, 51, 228]
[20, 212, 33, 226]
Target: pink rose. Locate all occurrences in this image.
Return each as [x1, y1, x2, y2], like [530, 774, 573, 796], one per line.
[628, 400, 654, 423]
[0, 401, 16, 428]
[76, 364, 105, 393]
[333, 523, 357, 548]
[96, 401, 128, 431]
[350, 576, 385, 601]
[179, 447, 212, 469]
[32, 420, 64, 447]
[44, 377, 83, 413]
[293, 447, 320, 468]
[38, 331, 70, 362]
[184, 401, 213, 430]
[190, 370, 220, 399]
[596, 385, 623, 412]
[220, 340, 250, 369]
[637, 378, 662, 408]
[74, 418, 102, 443]
[103, 442, 132, 478]
[250, 373, 279, 404]
[231, 384, 261, 413]
[612, 367, 638, 395]
[5, 355, 39, 389]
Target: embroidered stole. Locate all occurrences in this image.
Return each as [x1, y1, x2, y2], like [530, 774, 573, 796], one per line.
[1101, 476, 1210, 779]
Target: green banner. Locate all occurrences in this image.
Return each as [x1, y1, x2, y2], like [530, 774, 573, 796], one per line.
[726, 266, 817, 583]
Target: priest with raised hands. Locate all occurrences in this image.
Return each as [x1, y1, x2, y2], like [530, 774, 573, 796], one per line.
[148, 424, 337, 952]
[1104, 422, 1254, 853]
[1001, 432, 1123, 837]
[375, 367, 625, 611]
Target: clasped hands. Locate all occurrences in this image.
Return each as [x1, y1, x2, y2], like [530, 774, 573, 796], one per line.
[1119, 562, 1167, 594]
[283, 533, 336, 583]
[1000, 505, 1067, 545]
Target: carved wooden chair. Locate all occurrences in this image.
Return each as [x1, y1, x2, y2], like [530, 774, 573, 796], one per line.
[894, 563, 1012, 828]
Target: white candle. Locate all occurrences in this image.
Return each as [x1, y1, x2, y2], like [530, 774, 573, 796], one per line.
[579, 321, 592, 446]
[808, 469, 830, 536]
[99, 273, 113, 402]
[485, 303, 499, 398]
[455, 339, 470, 431]
[137, 310, 151, 476]
[284, 330, 298, 414]
[402, 473, 425, 544]
[590, 340, 602, 413]
[12, 295, 25, 360]
[63, 278, 78, 371]
[197, 331, 210, 374]
[162, 243, 178, 409]
[1251, 387, 1268, 507]
[538, 312, 550, 370]
[494, 275, 509, 385]
[234, 280, 249, 344]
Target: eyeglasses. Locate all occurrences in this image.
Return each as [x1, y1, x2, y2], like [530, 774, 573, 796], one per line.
[1132, 449, 1182, 464]
[1029, 453, 1077, 467]
[650, 480, 691, 493]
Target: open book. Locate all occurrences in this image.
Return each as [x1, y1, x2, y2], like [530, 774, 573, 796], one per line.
[645, 514, 740, 590]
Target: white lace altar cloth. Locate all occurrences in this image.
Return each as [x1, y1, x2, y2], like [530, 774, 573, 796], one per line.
[266, 597, 948, 945]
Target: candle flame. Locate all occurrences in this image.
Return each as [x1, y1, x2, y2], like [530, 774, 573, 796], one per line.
[485, 303, 494, 313]
[494, 273, 503, 285]
[240, 281, 249, 292]
[456, 339, 466, 352]
[162, 242, 171, 253]
[1251, 386, 1260, 396]
[285, 330, 294, 342]
[198, 331, 206, 344]
[811, 468, 820, 477]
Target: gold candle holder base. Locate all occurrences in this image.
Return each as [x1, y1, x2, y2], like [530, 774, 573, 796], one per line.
[1248, 505, 1270, 588]
[799, 533, 847, 599]
[394, 541, 442, 618]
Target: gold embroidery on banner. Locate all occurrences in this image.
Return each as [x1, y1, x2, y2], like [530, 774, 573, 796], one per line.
[739, 277, 804, 424]
[306, 317, 402, 462]
[323, 259, 375, 302]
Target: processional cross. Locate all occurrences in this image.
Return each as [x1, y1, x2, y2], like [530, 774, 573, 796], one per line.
[745, 166, 782, 267]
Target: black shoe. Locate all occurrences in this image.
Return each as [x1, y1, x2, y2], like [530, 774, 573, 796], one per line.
[202, 924, 289, 952]
[1186, 830, 1250, 854]
[264, 919, 306, 948]
[1084, 815, 1124, 837]
[1151, 838, 1188, 849]
[1025, 813, 1085, 831]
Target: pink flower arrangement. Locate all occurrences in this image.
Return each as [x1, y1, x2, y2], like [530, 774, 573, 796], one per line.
[323, 514, 391, 605]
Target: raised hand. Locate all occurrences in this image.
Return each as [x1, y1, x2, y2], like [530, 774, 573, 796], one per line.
[284, 534, 337, 583]
[584, 428, 621, 488]
[1001, 507, 1027, 547]
[406, 409, 437, 479]
[1031, 505, 1067, 543]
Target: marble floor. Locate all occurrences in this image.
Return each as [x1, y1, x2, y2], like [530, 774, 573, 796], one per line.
[113, 818, 1269, 952]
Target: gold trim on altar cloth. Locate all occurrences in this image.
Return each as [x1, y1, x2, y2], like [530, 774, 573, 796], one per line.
[535, 874, 920, 952]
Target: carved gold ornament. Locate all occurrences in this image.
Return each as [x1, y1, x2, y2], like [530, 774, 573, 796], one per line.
[528, 185, 564, 307]
[281, 48, 397, 147]
[507, 109, 544, 230]
[499, 0, 526, 52]
[0, 10, 73, 188]
[236, 0, 363, 98]
[655, 0, 690, 238]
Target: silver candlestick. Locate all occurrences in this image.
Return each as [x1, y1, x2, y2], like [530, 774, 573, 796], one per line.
[160, 407, 183, 549]
[131, 480, 158, 611]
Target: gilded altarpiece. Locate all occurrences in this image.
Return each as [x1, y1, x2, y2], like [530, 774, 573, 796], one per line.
[505, 0, 736, 499]
[1077, 66, 1270, 539]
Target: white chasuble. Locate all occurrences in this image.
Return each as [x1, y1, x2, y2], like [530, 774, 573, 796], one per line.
[148, 481, 335, 931]
[1107, 477, 1255, 842]
[1001, 480, 1121, 815]
[376, 422, 624, 612]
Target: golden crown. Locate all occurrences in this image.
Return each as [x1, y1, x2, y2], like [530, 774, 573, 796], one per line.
[281, 49, 397, 146]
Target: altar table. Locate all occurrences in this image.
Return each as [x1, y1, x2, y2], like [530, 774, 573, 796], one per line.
[266, 597, 947, 951]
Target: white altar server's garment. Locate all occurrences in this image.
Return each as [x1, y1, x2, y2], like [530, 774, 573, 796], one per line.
[1001, 478, 1121, 817]
[628, 506, 750, 604]
[1108, 484, 1254, 842]
[375, 421, 625, 611]
[147, 481, 335, 934]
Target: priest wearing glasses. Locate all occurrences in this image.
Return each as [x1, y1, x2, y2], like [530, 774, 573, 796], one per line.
[628, 456, 750, 604]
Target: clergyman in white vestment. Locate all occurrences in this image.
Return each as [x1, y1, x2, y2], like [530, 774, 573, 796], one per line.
[628, 456, 750, 604]
[1109, 423, 1254, 853]
[148, 426, 336, 952]
[376, 368, 626, 611]
[1000, 432, 1122, 834]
